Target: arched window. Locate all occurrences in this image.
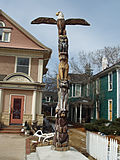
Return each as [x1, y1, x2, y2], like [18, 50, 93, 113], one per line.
[0, 21, 5, 41]
[0, 21, 11, 42]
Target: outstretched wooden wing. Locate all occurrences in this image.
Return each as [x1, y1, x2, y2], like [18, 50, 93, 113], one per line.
[31, 17, 57, 24]
[65, 18, 90, 26]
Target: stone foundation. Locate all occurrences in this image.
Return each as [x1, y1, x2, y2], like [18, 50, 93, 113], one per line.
[23, 114, 32, 124]
[0, 113, 43, 126]
[1, 112, 10, 126]
[23, 114, 43, 125]
[36, 114, 43, 125]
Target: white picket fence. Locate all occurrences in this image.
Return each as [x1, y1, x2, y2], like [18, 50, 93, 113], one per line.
[86, 131, 119, 160]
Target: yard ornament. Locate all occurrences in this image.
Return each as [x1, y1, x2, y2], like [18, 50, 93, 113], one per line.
[31, 11, 90, 151]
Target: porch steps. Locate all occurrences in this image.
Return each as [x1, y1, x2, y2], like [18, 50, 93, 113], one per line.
[0, 125, 22, 134]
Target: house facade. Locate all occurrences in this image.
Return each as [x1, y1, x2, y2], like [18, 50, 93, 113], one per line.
[42, 91, 57, 117]
[0, 10, 51, 126]
[68, 74, 93, 123]
[67, 62, 120, 123]
[92, 62, 120, 121]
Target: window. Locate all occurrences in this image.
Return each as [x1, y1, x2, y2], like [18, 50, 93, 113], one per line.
[16, 57, 30, 75]
[96, 79, 100, 94]
[108, 72, 113, 91]
[46, 97, 50, 102]
[0, 21, 11, 42]
[86, 84, 89, 97]
[75, 84, 81, 97]
[108, 100, 112, 121]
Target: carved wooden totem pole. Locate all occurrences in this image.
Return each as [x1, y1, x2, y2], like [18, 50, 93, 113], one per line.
[31, 11, 90, 150]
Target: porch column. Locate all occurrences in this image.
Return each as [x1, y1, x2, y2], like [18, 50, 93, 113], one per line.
[75, 106, 77, 123]
[38, 91, 42, 115]
[80, 104, 82, 123]
[96, 101, 99, 120]
[0, 89, 3, 113]
[32, 90, 37, 121]
[51, 107, 53, 116]
[38, 59, 43, 83]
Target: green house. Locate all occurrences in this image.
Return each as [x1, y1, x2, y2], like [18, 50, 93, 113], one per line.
[92, 62, 120, 121]
[68, 62, 120, 123]
[68, 74, 93, 123]
[42, 91, 57, 117]
[43, 61, 120, 123]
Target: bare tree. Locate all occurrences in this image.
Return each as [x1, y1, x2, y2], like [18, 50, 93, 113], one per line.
[92, 46, 120, 71]
[69, 57, 83, 74]
[43, 71, 57, 92]
[70, 46, 120, 74]
[70, 50, 93, 74]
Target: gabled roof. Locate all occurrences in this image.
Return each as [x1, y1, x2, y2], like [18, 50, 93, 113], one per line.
[69, 73, 89, 84]
[0, 10, 52, 58]
[93, 61, 120, 80]
[0, 9, 52, 74]
[43, 91, 58, 102]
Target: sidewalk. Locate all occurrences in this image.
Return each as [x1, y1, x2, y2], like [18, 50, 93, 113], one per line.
[27, 146, 89, 160]
[0, 134, 26, 160]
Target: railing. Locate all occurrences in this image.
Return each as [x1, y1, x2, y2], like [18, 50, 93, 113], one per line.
[86, 131, 119, 160]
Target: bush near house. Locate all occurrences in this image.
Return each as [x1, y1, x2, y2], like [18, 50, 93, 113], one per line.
[84, 118, 120, 135]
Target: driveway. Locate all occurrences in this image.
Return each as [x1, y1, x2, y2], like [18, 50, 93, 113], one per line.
[0, 134, 26, 160]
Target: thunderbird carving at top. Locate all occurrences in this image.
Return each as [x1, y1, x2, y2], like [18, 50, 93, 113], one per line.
[31, 11, 90, 36]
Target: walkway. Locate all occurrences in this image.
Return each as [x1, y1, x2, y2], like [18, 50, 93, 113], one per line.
[0, 134, 26, 160]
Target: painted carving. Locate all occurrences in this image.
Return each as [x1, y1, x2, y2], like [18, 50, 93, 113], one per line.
[31, 11, 90, 151]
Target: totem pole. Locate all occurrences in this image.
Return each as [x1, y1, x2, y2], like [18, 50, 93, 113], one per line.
[31, 11, 90, 151]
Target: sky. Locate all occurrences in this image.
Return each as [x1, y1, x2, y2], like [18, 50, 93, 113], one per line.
[1, 0, 120, 74]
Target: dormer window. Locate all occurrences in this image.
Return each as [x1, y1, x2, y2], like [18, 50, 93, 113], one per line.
[0, 21, 11, 42]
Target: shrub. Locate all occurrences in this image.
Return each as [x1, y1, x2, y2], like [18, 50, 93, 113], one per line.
[98, 126, 111, 135]
[114, 118, 120, 123]
[84, 123, 99, 132]
[84, 118, 120, 135]
[94, 119, 110, 126]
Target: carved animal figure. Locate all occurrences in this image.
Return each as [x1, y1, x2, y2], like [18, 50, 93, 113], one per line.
[59, 59, 69, 81]
[56, 11, 66, 35]
[31, 11, 90, 37]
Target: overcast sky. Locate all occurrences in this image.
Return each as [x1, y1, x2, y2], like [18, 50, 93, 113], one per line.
[1, 0, 120, 73]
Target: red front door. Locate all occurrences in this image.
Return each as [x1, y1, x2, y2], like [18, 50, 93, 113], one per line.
[10, 95, 24, 124]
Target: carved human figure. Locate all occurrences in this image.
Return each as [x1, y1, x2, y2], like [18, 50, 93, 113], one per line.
[58, 35, 68, 53]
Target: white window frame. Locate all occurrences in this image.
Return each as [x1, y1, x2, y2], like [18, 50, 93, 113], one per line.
[0, 21, 5, 27]
[72, 84, 74, 97]
[108, 99, 113, 121]
[46, 96, 51, 102]
[86, 83, 89, 97]
[0, 21, 11, 42]
[3, 29, 11, 42]
[108, 72, 113, 91]
[96, 78, 100, 94]
[15, 56, 31, 76]
[75, 84, 81, 97]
